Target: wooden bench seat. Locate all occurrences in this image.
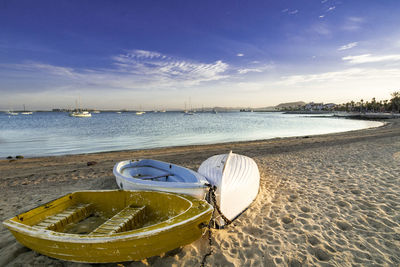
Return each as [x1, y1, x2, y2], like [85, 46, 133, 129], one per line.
[35, 203, 94, 231]
[90, 206, 145, 235]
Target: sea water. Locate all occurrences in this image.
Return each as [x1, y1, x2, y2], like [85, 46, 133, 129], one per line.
[0, 111, 382, 158]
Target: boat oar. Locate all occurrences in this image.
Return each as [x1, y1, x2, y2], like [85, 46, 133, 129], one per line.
[138, 174, 174, 180]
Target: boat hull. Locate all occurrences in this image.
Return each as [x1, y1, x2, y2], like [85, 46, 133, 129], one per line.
[114, 159, 209, 199]
[198, 152, 260, 227]
[3, 190, 213, 263]
[69, 113, 91, 117]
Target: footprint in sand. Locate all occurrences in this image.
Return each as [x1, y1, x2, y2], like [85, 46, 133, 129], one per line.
[313, 247, 332, 261]
[268, 219, 280, 228]
[337, 200, 350, 208]
[300, 206, 310, 212]
[336, 220, 352, 231]
[282, 216, 293, 224]
[221, 242, 231, 251]
[393, 151, 400, 161]
[324, 244, 336, 253]
[288, 258, 302, 267]
[306, 235, 320, 246]
[351, 189, 361, 195]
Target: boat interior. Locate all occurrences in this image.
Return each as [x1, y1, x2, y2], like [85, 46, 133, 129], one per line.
[121, 165, 198, 183]
[11, 191, 191, 236]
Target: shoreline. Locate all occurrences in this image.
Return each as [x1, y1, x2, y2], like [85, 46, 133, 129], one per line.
[2, 117, 387, 160]
[1, 119, 399, 266]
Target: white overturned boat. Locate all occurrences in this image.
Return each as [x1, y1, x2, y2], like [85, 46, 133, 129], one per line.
[198, 151, 260, 227]
[113, 159, 208, 199]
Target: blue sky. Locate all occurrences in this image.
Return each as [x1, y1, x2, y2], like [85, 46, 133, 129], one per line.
[1, 0, 400, 110]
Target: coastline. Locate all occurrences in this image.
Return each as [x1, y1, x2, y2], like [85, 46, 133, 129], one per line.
[1, 119, 399, 266]
[0, 112, 384, 159]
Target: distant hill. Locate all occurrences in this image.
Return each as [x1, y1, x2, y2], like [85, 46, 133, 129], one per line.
[275, 101, 306, 109]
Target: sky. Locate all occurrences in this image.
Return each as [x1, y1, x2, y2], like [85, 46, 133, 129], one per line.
[1, 0, 400, 110]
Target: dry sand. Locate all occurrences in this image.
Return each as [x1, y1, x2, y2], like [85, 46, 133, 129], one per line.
[0, 119, 399, 266]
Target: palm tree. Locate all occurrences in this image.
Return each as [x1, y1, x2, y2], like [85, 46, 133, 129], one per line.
[371, 97, 376, 112]
[350, 101, 355, 112]
[391, 91, 400, 113]
[383, 100, 388, 112]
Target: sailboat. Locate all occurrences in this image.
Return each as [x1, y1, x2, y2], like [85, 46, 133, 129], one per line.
[6, 111, 18, 116]
[70, 111, 91, 117]
[135, 106, 145, 115]
[183, 99, 194, 115]
[69, 98, 91, 117]
[184, 111, 194, 115]
[21, 105, 33, 115]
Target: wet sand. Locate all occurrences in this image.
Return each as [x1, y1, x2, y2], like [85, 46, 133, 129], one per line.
[1, 119, 399, 266]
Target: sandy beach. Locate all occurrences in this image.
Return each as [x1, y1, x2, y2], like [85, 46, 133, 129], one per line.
[1, 119, 399, 266]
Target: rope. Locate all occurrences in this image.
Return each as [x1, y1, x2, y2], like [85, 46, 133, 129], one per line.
[200, 207, 214, 267]
[208, 185, 233, 226]
[200, 184, 235, 266]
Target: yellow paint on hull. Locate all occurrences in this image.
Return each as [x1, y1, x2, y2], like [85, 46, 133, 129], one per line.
[3, 190, 213, 263]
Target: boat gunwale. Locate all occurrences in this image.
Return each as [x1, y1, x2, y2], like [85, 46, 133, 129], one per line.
[3, 190, 213, 243]
[114, 160, 208, 189]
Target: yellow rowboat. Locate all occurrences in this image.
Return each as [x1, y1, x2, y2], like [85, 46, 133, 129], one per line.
[3, 190, 213, 263]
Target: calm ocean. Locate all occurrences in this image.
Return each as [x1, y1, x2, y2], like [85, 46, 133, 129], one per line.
[0, 111, 382, 158]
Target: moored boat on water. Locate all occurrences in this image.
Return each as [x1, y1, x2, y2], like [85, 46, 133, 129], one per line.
[69, 111, 92, 117]
[6, 110, 19, 115]
[21, 104, 33, 114]
[3, 190, 213, 263]
[114, 159, 209, 199]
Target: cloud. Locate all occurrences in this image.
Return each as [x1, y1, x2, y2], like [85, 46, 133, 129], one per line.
[238, 68, 263, 74]
[123, 49, 165, 60]
[282, 9, 298, 15]
[343, 17, 365, 31]
[310, 23, 331, 36]
[342, 54, 400, 64]
[237, 62, 274, 75]
[110, 50, 230, 88]
[321, 0, 328, 3]
[3, 50, 230, 91]
[338, 42, 358, 51]
[278, 67, 400, 86]
[327, 6, 335, 11]
[348, 17, 364, 23]
[112, 50, 229, 85]
[319, 15, 325, 19]
[237, 53, 244, 57]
